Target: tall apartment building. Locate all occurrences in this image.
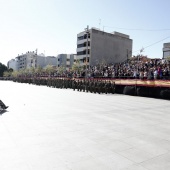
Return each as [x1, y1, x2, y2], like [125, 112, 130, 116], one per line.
[76, 27, 133, 66]
[163, 43, 170, 59]
[57, 54, 75, 70]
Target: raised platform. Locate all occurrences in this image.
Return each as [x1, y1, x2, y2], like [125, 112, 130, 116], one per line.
[113, 79, 170, 88]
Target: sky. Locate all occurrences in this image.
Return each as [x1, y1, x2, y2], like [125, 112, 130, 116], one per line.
[1, 0, 170, 65]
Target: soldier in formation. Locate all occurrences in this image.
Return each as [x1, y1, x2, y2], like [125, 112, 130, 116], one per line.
[13, 77, 115, 94]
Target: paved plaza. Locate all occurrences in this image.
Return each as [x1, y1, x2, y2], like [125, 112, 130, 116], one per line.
[0, 81, 170, 170]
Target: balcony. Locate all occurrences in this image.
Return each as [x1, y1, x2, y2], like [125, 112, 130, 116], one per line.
[77, 46, 90, 53]
[77, 38, 91, 45]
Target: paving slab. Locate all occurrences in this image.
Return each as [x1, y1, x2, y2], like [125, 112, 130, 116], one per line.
[0, 81, 170, 170]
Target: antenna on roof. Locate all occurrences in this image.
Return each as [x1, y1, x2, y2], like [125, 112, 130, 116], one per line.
[99, 19, 101, 30]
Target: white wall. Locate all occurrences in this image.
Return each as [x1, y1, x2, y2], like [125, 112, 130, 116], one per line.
[8, 59, 17, 71]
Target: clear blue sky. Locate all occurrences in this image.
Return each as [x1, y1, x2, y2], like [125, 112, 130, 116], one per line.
[1, 0, 170, 65]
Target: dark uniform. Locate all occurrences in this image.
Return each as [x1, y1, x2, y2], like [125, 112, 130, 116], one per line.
[0, 100, 8, 110]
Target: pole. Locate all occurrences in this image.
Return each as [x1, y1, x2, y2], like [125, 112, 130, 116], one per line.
[85, 25, 89, 79]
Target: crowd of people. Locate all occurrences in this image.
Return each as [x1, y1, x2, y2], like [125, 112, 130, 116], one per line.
[49, 58, 170, 80]
[13, 57, 170, 80]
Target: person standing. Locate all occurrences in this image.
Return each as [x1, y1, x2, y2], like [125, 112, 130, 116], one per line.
[0, 100, 8, 110]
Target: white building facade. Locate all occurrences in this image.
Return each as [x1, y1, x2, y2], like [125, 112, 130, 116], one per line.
[7, 59, 18, 71]
[7, 51, 57, 71]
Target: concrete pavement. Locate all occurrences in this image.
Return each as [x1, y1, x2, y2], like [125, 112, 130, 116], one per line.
[0, 81, 170, 170]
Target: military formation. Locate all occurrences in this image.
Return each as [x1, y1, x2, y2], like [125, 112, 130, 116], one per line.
[13, 77, 115, 94]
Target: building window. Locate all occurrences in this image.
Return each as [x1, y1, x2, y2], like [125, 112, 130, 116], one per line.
[82, 57, 89, 63]
[77, 42, 90, 48]
[84, 34, 90, 39]
[77, 50, 86, 55]
[77, 44, 85, 48]
[78, 36, 84, 40]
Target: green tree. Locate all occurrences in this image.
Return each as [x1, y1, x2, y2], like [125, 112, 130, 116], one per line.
[35, 66, 42, 74]
[18, 69, 25, 77]
[58, 65, 65, 74]
[45, 64, 54, 75]
[29, 67, 35, 76]
[8, 68, 13, 72]
[166, 56, 170, 61]
[11, 71, 19, 78]
[3, 71, 10, 77]
[3, 68, 14, 77]
[0, 62, 8, 77]
[72, 59, 82, 73]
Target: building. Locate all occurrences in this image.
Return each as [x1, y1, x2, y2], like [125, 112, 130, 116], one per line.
[57, 54, 75, 70]
[76, 27, 133, 66]
[163, 43, 170, 59]
[30, 55, 57, 69]
[8, 51, 57, 71]
[45, 56, 57, 66]
[7, 59, 17, 71]
[15, 51, 38, 70]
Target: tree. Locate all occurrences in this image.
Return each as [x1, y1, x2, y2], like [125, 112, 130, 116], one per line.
[11, 71, 19, 78]
[3, 68, 14, 77]
[166, 56, 170, 61]
[29, 67, 35, 76]
[35, 66, 42, 74]
[45, 64, 54, 75]
[72, 59, 82, 73]
[58, 65, 65, 74]
[18, 69, 25, 77]
[0, 62, 8, 77]
[3, 71, 10, 77]
[8, 68, 13, 72]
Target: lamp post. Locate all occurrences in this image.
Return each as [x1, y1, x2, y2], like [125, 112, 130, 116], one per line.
[139, 47, 144, 68]
[85, 25, 89, 79]
[127, 49, 129, 63]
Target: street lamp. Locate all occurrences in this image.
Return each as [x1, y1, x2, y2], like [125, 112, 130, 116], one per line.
[126, 49, 132, 63]
[85, 25, 89, 79]
[127, 49, 129, 63]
